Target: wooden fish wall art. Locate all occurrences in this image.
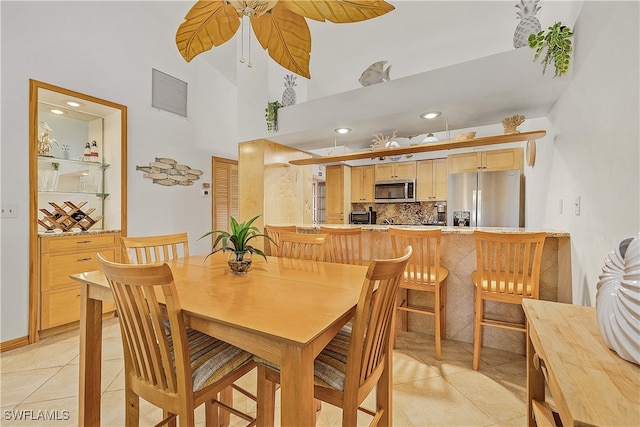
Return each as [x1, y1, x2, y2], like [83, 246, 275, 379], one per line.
[136, 157, 203, 186]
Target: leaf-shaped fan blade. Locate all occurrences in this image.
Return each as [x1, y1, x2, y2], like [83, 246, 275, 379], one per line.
[280, 0, 395, 23]
[251, 3, 311, 78]
[176, 0, 240, 62]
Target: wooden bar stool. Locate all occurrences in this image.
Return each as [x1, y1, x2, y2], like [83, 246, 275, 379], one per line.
[264, 224, 297, 256]
[320, 226, 363, 265]
[472, 230, 546, 370]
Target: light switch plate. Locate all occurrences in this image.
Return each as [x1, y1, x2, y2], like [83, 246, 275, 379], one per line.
[1, 204, 18, 218]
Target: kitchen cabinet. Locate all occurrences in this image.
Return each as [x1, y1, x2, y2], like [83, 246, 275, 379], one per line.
[212, 157, 238, 232]
[325, 165, 351, 224]
[416, 158, 447, 201]
[374, 161, 416, 180]
[39, 232, 119, 330]
[350, 165, 374, 203]
[447, 147, 523, 174]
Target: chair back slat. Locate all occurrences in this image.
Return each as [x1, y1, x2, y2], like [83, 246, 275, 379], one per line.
[389, 228, 442, 285]
[343, 247, 412, 390]
[277, 232, 328, 261]
[320, 227, 363, 265]
[265, 225, 297, 256]
[474, 231, 546, 298]
[97, 254, 189, 396]
[121, 233, 189, 264]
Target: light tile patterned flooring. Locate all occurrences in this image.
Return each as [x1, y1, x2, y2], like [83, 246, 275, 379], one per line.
[1, 318, 528, 426]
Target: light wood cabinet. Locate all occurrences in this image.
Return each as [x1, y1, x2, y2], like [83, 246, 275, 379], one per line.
[350, 165, 375, 203]
[212, 157, 238, 232]
[325, 165, 351, 224]
[39, 232, 119, 330]
[447, 147, 523, 173]
[374, 161, 416, 180]
[416, 158, 448, 201]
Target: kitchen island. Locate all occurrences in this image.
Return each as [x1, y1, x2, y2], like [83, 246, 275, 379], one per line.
[295, 225, 571, 355]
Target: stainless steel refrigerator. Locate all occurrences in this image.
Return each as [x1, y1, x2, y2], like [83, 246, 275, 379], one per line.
[447, 169, 523, 227]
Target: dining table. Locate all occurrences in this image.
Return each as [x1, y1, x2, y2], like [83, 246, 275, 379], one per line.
[71, 251, 384, 427]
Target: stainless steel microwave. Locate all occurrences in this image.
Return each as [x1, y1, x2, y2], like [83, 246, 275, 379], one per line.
[374, 179, 415, 203]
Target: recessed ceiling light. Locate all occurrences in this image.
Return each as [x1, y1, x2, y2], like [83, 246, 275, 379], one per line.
[66, 101, 83, 107]
[50, 109, 65, 115]
[334, 127, 352, 134]
[420, 111, 441, 119]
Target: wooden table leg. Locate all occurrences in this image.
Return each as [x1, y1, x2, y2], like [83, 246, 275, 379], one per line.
[527, 328, 544, 427]
[279, 344, 314, 426]
[79, 283, 103, 426]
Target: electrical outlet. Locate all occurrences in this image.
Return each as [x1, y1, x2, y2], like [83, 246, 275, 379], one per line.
[1, 204, 18, 218]
[575, 196, 581, 216]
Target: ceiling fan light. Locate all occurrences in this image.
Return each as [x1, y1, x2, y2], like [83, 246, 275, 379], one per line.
[334, 127, 351, 134]
[420, 111, 441, 119]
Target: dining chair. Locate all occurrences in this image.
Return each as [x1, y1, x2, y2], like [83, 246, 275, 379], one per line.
[389, 227, 448, 360]
[96, 254, 257, 427]
[120, 232, 189, 264]
[255, 247, 413, 426]
[320, 227, 363, 265]
[472, 230, 546, 370]
[277, 232, 328, 261]
[264, 225, 297, 256]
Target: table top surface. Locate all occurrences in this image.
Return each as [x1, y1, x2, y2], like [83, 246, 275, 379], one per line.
[523, 299, 640, 426]
[72, 252, 370, 347]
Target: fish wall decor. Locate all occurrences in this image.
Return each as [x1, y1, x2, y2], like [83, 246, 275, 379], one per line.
[136, 157, 203, 186]
[359, 61, 391, 86]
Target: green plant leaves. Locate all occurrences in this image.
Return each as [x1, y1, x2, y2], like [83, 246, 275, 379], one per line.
[200, 215, 277, 262]
[528, 21, 573, 77]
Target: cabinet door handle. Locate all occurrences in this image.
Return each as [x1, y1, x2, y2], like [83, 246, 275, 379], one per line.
[76, 240, 92, 244]
[76, 257, 92, 262]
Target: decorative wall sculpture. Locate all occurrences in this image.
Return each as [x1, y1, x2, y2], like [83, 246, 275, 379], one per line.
[136, 157, 203, 186]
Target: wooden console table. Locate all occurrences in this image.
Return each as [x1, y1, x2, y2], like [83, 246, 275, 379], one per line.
[523, 299, 640, 426]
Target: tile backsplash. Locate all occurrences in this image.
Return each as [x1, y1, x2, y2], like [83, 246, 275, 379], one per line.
[351, 202, 446, 225]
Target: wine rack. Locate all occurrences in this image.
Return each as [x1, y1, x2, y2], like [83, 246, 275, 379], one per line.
[38, 201, 103, 232]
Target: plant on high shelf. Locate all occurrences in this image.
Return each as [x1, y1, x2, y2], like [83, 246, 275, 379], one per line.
[200, 215, 276, 275]
[528, 21, 573, 77]
[265, 101, 282, 132]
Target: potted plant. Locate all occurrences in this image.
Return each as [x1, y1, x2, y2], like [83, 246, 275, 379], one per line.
[265, 101, 282, 132]
[528, 21, 573, 77]
[200, 215, 275, 275]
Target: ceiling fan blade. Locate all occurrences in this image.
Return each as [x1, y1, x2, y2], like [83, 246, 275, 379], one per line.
[251, 4, 311, 78]
[176, 0, 240, 62]
[280, 0, 395, 23]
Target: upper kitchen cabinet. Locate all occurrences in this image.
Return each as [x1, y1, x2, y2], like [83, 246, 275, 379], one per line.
[416, 158, 447, 201]
[375, 160, 416, 180]
[29, 80, 127, 339]
[447, 147, 523, 174]
[325, 165, 351, 224]
[350, 165, 374, 203]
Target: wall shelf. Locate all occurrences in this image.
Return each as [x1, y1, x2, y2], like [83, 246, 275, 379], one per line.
[289, 130, 546, 166]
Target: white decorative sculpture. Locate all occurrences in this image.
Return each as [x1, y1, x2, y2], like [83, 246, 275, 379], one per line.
[596, 233, 640, 365]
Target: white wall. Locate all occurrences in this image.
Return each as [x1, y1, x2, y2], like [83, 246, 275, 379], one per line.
[0, 1, 239, 341]
[525, 1, 640, 306]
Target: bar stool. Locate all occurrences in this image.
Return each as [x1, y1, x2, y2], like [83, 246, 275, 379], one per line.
[472, 230, 546, 370]
[320, 226, 363, 265]
[264, 224, 297, 256]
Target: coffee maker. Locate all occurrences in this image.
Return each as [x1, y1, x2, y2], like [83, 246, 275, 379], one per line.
[436, 203, 447, 224]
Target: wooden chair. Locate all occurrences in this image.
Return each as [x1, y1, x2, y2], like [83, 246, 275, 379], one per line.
[256, 247, 413, 426]
[277, 232, 328, 261]
[472, 230, 546, 370]
[120, 232, 189, 264]
[389, 227, 448, 360]
[264, 225, 297, 256]
[320, 227, 363, 265]
[97, 254, 256, 427]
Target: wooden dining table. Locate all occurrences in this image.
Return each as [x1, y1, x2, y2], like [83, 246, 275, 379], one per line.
[72, 252, 377, 426]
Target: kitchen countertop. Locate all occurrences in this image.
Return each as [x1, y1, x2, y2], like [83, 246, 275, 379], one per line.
[38, 229, 121, 237]
[301, 224, 569, 238]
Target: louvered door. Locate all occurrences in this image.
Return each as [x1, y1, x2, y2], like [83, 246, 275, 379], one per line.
[212, 157, 238, 232]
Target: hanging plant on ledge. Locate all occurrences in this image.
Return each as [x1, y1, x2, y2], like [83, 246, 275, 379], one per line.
[265, 101, 283, 132]
[528, 21, 573, 77]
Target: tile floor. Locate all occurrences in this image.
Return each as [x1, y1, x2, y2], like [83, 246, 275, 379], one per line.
[1, 318, 529, 426]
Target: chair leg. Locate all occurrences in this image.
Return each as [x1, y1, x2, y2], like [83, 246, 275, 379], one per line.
[256, 365, 276, 427]
[473, 289, 483, 371]
[124, 387, 140, 427]
[400, 288, 409, 332]
[434, 289, 442, 361]
[440, 280, 447, 339]
[163, 410, 177, 427]
[218, 386, 233, 427]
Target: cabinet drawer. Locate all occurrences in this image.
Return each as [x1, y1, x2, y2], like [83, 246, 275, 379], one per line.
[41, 247, 117, 291]
[41, 286, 82, 329]
[40, 233, 119, 253]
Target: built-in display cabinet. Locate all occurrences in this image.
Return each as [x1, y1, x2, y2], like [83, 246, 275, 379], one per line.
[29, 80, 127, 340]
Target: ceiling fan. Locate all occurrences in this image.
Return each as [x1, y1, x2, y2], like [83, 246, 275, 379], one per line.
[176, 0, 395, 79]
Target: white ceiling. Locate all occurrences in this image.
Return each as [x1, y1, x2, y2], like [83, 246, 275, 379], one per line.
[140, 0, 583, 151]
